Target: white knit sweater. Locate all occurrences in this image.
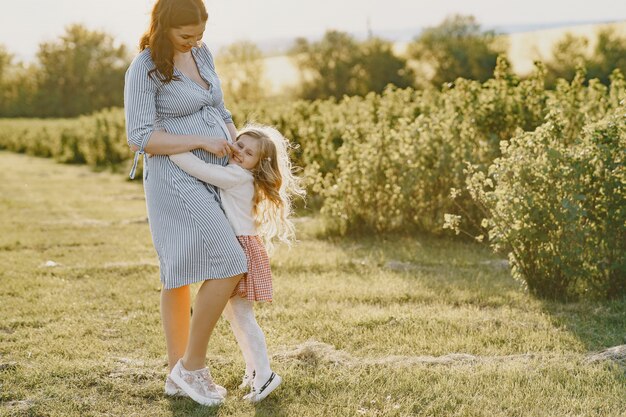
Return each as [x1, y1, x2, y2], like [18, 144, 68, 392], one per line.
[170, 152, 257, 236]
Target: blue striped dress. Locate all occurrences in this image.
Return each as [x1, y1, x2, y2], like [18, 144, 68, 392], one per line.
[124, 43, 247, 289]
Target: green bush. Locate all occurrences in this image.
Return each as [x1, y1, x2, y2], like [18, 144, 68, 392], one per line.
[0, 107, 129, 169]
[320, 86, 440, 232]
[464, 104, 625, 300]
[321, 59, 554, 234]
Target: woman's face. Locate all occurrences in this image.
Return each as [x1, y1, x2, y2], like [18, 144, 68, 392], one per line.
[168, 22, 206, 53]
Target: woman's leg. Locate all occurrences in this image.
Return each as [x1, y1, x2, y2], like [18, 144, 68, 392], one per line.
[161, 285, 191, 371]
[182, 274, 243, 370]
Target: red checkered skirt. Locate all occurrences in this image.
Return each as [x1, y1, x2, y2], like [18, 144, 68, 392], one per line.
[232, 235, 273, 302]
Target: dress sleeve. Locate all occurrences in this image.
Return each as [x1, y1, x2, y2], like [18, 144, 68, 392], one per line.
[124, 54, 159, 179]
[124, 55, 158, 153]
[201, 44, 234, 124]
[170, 153, 245, 189]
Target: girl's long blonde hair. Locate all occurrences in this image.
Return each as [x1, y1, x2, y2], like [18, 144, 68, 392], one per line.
[237, 123, 305, 252]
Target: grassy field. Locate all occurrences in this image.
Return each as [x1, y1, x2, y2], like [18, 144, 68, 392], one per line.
[0, 151, 625, 417]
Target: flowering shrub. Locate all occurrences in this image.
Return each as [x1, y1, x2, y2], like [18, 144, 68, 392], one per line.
[321, 58, 557, 234]
[464, 103, 625, 300]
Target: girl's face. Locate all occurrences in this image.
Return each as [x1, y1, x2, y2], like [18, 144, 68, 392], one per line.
[168, 22, 206, 53]
[230, 135, 261, 170]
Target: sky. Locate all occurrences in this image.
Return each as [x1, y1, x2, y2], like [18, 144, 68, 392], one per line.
[3, 0, 626, 61]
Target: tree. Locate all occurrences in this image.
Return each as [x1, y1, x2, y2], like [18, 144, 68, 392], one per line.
[358, 38, 415, 94]
[544, 28, 626, 88]
[290, 31, 414, 99]
[587, 28, 626, 85]
[544, 33, 589, 87]
[0, 45, 11, 82]
[0, 45, 13, 115]
[0, 46, 39, 118]
[408, 14, 504, 86]
[3, 66, 39, 118]
[216, 41, 266, 102]
[34, 24, 129, 117]
[290, 30, 363, 99]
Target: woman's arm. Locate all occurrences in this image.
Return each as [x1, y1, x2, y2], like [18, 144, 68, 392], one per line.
[170, 152, 244, 189]
[124, 54, 233, 158]
[124, 56, 157, 154]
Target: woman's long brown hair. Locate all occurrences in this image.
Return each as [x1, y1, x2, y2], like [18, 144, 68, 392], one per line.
[139, 0, 208, 83]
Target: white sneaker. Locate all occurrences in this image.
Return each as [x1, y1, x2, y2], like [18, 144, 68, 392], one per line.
[244, 372, 282, 403]
[169, 359, 225, 406]
[165, 375, 227, 398]
[164, 376, 187, 397]
[238, 370, 255, 390]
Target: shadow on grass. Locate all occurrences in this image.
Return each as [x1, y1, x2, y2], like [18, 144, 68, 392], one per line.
[540, 298, 626, 351]
[311, 230, 626, 353]
[253, 395, 289, 417]
[165, 395, 289, 417]
[335, 233, 521, 303]
[166, 397, 221, 417]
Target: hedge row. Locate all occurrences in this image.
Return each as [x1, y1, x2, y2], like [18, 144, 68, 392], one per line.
[1, 60, 624, 299]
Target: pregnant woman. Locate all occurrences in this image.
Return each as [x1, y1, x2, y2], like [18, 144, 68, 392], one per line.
[124, 0, 246, 406]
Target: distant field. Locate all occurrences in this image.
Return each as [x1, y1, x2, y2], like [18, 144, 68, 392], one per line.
[506, 20, 626, 73]
[1, 152, 625, 416]
[258, 21, 626, 94]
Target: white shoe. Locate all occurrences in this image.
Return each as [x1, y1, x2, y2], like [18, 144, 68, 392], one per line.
[165, 375, 227, 398]
[164, 376, 187, 397]
[238, 370, 255, 390]
[169, 359, 225, 406]
[244, 372, 282, 403]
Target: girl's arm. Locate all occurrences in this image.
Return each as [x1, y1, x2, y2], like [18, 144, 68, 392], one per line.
[139, 131, 233, 158]
[169, 152, 245, 189]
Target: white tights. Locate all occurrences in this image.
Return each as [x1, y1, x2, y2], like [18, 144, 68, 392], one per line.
[222, 296, 272, 388]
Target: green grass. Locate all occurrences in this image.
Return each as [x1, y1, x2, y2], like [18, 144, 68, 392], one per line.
[0, 151, 624, 417]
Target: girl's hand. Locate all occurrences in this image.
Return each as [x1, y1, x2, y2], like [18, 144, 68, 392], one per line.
[201, 136, 232, 158]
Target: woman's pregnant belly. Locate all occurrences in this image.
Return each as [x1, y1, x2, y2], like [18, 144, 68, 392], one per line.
[159, 108, 230, 140]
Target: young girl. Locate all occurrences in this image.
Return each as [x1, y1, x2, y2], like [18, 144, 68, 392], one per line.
[169, 123, 304, 402]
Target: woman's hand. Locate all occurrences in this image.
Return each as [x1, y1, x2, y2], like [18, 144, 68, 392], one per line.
[201, 136, 232, 158]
